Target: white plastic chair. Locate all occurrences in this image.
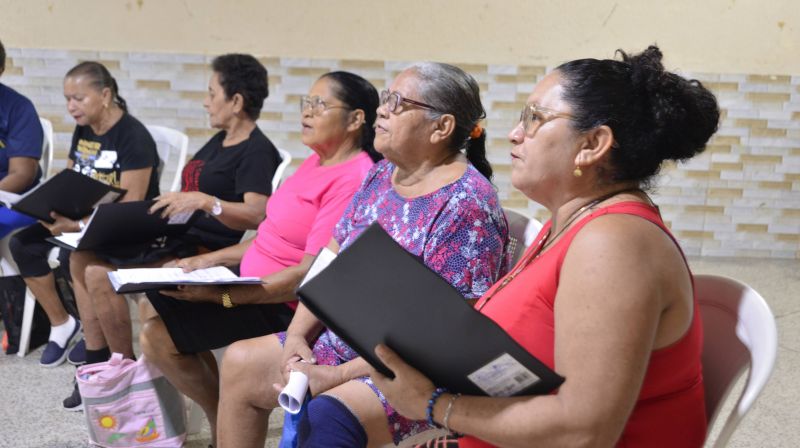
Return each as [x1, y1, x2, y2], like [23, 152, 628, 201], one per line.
[273, 148, 292, 194]
[39, 117, 54, 178]
[694, 274, 778, 447]
[146, 125, 189, 193]
[524, 216, 544, 248]
[0, 235, 40, 357]
[0, 117, 58, 357]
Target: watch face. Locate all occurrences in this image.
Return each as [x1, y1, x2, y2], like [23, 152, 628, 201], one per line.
[212, 199, 222, 216]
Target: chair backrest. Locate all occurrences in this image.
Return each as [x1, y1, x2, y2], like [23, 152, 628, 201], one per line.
[694, 274, 778, 447]
[523, 216, 544, 247]
[145, 125, 189, 193]
[503, 208, 530, 265]
[272, 148, 292, 194]
[0, 230, 21, 277]
[39, 117, 54, 179]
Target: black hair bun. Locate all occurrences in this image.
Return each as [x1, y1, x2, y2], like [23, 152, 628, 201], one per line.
[623, 45, 720, 162]
[556, 45, 720, 184]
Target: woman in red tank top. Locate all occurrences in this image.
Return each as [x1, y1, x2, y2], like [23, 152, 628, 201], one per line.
[370, 46, 721, 448]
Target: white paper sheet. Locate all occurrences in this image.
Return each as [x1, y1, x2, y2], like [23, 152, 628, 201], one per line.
[278, 370, 309, 414]
[0, 189, 21, 208]
[299, 247, 337, 288]
[107, 266, 262, 292]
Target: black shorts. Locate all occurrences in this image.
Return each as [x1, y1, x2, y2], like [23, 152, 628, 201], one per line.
[9, 223, 205, 276]
[92, 235, 201, 267]
[146, 291, 294, 354]
[9, 223, 71, 277]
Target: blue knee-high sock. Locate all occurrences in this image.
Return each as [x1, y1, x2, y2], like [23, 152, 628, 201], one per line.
[298, 395, 367, 448]
[279, 394, 309, 448]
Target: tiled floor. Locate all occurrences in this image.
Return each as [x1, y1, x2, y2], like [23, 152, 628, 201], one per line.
[0, 256, 797, 447]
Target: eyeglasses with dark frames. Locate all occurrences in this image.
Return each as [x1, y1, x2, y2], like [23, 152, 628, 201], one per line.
[518, 103, 575, 137]
[379, 89, 437, 113]
[300, 95, 351, 116]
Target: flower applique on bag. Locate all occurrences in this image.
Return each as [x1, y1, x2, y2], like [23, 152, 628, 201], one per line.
[76, 353, 186, 447]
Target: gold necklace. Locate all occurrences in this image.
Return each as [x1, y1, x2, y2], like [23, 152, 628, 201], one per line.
[476, 187, 643, 311]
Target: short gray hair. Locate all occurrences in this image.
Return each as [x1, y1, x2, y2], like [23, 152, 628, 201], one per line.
[408, 62, 484, 150]
[406, 62, 493, 179]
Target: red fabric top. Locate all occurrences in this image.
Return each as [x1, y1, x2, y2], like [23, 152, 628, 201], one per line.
[462, 202, 706, 448]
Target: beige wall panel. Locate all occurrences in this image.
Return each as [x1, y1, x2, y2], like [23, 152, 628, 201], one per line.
[1, 0, 798, 74]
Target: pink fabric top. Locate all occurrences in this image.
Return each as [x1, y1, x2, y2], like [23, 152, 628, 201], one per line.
[463, 202, 706, 448]
[239, 151, 373, 289]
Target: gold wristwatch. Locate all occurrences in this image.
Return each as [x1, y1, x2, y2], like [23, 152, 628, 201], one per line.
[221, 290, 236, 308]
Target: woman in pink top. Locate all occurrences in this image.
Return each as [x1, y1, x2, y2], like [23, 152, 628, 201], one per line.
[139, 71, 380, 443]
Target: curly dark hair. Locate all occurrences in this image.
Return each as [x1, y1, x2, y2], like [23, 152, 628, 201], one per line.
[0, 38, 6, 76]
[557, 45, 720, 185]
[211, 54, 269, 121]
[321, 71, 383, 162]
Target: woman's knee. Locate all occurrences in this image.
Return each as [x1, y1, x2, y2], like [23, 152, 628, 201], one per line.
[220, 336, 282, 403]
[84, 263, 112, 293]
[69, 250, 92, 278]
[220, 338, 261, 380]
[139, 317, 174, 359]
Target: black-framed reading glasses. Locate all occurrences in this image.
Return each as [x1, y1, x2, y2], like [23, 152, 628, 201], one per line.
[379, 89, 437, 113]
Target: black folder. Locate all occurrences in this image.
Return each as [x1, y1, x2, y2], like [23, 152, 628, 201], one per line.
[12, 169, 126, 223]
[296, 223, 565, 397]
[47, 200, 200, 251]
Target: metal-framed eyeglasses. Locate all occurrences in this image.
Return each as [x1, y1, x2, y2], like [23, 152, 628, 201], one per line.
[518, 103, 575, 137]
[379, 90, 437, 114]
[300, 95, 351, 116]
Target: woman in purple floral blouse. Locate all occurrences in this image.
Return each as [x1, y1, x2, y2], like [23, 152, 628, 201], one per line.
[217, 62, 509, 448]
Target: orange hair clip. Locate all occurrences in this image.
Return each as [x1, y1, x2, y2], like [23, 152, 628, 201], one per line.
[469, 124, 483, 139]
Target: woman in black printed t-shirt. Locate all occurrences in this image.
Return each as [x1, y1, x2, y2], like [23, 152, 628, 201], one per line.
[60, 54, 280, 410]
[9, 61, 159, 373]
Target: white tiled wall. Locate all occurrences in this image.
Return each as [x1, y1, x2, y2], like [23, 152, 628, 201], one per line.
[4, 48, 799, 258]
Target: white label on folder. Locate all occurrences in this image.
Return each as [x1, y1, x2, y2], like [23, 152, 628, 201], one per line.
[467, 353, 540, 397]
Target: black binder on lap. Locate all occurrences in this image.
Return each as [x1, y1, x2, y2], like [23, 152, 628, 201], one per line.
[47, 200, 199, 251]
[296, 223, 565, 397]
[12, 169, 126, 223]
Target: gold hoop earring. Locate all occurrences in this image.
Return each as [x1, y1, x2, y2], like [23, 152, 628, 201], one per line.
[573, 166, 583, 177]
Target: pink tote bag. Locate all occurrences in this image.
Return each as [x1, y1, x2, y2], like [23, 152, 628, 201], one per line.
[76, 353, 186, 447]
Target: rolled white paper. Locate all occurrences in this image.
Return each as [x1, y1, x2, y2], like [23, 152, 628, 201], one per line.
[278, 370, 309, 414]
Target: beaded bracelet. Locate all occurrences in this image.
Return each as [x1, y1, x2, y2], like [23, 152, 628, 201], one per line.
[426, 387, 447, 428]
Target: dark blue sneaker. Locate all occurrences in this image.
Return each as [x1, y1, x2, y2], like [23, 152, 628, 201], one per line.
[40, 320, 81, 367]
[67, 338, 86, 366]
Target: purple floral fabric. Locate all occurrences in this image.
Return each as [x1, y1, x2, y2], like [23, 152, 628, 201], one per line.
[311, 160, 509, 444]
